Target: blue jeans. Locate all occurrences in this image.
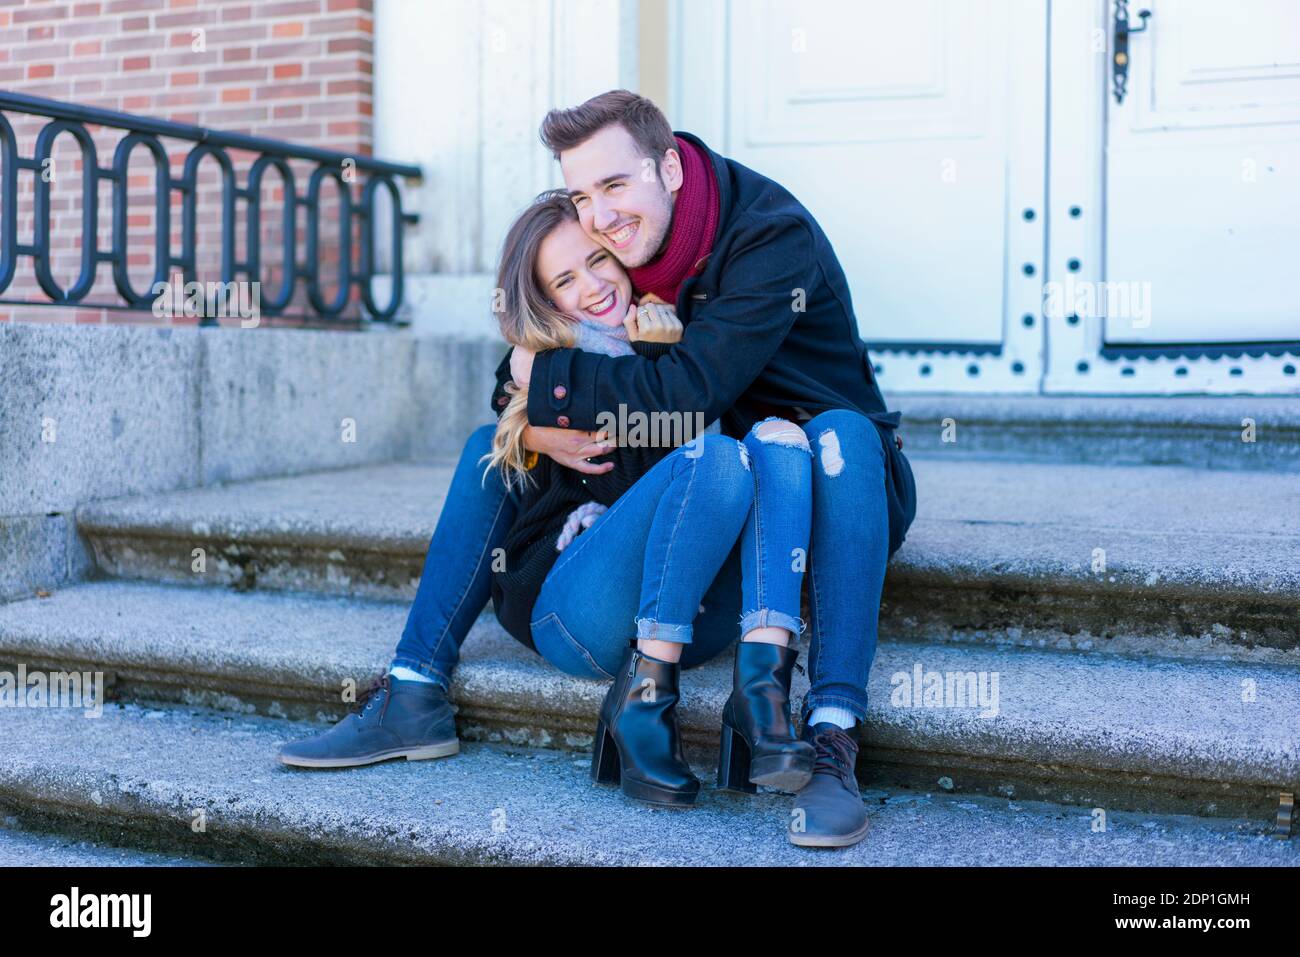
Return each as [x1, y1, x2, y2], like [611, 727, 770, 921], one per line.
[530, 424, 812, 678]
[799, 408, 892, 725]
[390, 423, 515, 688]
[391, 409, 891, 725]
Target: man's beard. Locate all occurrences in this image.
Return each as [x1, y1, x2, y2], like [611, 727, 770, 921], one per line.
[617, 190, 675, 269]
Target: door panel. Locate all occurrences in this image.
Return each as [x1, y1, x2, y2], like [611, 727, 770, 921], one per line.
[1105, 0, 1300, 345]
[726, 0, 1013, 346]
[673, 0, 1046, 392]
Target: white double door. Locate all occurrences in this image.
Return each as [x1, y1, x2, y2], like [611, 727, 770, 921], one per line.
[673, 0, 1300, 393]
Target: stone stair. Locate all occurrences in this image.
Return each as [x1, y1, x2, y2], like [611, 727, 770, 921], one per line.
[73, 456, 1300, 655]
[0, 579, 1296, 821]
[1, 445, 1297, 863]
[0, 703, 1292, 867]
[0, 817, 214, 867]
[897, 393, 1300, 472]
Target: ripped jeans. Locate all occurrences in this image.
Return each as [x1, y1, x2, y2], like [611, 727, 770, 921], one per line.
[535, 407, 892, 727]
[528, 422, 812, 679]
[797, 408, 892, 725]
[392, 409, 891, 725]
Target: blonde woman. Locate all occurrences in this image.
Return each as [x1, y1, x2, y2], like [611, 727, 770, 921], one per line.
[283, 191, 816, 812]
[488, 191, 816, 806]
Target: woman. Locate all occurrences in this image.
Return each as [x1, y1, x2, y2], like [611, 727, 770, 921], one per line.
[281, 191, 817, 810]
[485, 191, 817, 806]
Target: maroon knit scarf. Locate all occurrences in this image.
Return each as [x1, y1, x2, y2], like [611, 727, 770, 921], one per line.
[627, 136, 719, 305]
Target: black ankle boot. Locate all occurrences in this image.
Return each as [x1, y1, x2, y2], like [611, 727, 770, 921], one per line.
[591, 645, 700, 807]
[717, 641, 815, 793]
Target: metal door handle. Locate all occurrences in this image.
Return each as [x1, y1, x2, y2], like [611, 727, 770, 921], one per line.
[1113, 1, 1152, 105]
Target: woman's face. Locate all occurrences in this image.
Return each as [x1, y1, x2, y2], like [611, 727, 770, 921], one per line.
[535, 219, 632, 327]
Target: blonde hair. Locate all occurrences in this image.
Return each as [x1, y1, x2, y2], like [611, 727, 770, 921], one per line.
[484, 191, 585, 489]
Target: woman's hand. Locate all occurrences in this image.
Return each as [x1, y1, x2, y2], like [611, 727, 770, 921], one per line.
[623, 294, 682, 344]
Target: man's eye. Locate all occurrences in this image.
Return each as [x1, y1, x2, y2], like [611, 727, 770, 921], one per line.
[572, 196, 588, 207]
[590, 253, 608, 266]
[606, 182, 623, 192]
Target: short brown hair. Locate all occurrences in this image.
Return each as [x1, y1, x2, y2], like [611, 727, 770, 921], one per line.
[539, 89, 677, 174]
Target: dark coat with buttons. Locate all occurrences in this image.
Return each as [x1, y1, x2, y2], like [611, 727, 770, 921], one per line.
[520, 131, 917, 556]
[489, 340, 676, 650]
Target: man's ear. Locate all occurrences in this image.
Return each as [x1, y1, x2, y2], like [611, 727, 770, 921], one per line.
[658, 148, 684, 193]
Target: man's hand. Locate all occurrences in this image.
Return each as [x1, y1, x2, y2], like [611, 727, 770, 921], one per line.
[523, 425, 615, 475]
[509, 347, 536, 387]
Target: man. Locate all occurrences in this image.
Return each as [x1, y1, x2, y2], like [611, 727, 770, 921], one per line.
[511, 90, 916, 847]
[281, 89, 915, 850]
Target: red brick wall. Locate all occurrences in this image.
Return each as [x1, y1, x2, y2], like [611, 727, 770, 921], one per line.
[0, 0, 377, 327]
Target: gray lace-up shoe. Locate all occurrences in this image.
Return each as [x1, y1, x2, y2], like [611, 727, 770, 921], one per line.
[278, 675, 459, 768]
[788, 722, 870, 848]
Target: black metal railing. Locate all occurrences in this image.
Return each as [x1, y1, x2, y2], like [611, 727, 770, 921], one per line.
[0, 90, 421, 325]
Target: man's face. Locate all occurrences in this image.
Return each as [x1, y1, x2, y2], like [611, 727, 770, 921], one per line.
[559, 124, 680, 269]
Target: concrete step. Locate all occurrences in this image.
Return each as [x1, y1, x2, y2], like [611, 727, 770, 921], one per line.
[882, 456, 1299, 656]
[72, 457, 1300, 657]
[1, 581, 1296, 819]
[0, 703, 1294, 866]
[895, 394, 1300, 472]
[0, 819, 216, 866]
[76, 462, 452, 603]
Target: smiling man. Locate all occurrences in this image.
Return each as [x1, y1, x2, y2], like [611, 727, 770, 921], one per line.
[510, 90, 918, 848]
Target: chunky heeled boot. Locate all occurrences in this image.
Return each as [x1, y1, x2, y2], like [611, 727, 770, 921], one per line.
[717, 641, 815, 793]
[591, 645, 700, 807]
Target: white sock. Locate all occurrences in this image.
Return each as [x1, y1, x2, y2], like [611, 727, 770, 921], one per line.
[807, 706, 857, 730]
[389, 666, 436, 685]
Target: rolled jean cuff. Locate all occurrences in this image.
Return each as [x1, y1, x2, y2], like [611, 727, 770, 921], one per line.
[800, 692, 868, 727]
[387, 656, 451, 691]
[739, 607, 804, 638]
[635, 618, 692, 644]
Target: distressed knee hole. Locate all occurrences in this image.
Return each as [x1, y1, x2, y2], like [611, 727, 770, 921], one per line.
[753, 418, 811, 451]
[818, 429, 845, 476]
[738, 442, 750, 471]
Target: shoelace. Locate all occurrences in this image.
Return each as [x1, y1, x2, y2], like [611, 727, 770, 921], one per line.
[354, 674, 393, 724]
[810, 726, 858, 786]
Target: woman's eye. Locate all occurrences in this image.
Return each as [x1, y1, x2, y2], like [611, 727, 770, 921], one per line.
[555, 278, 571, 289]
[590, 253, 608, 266]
